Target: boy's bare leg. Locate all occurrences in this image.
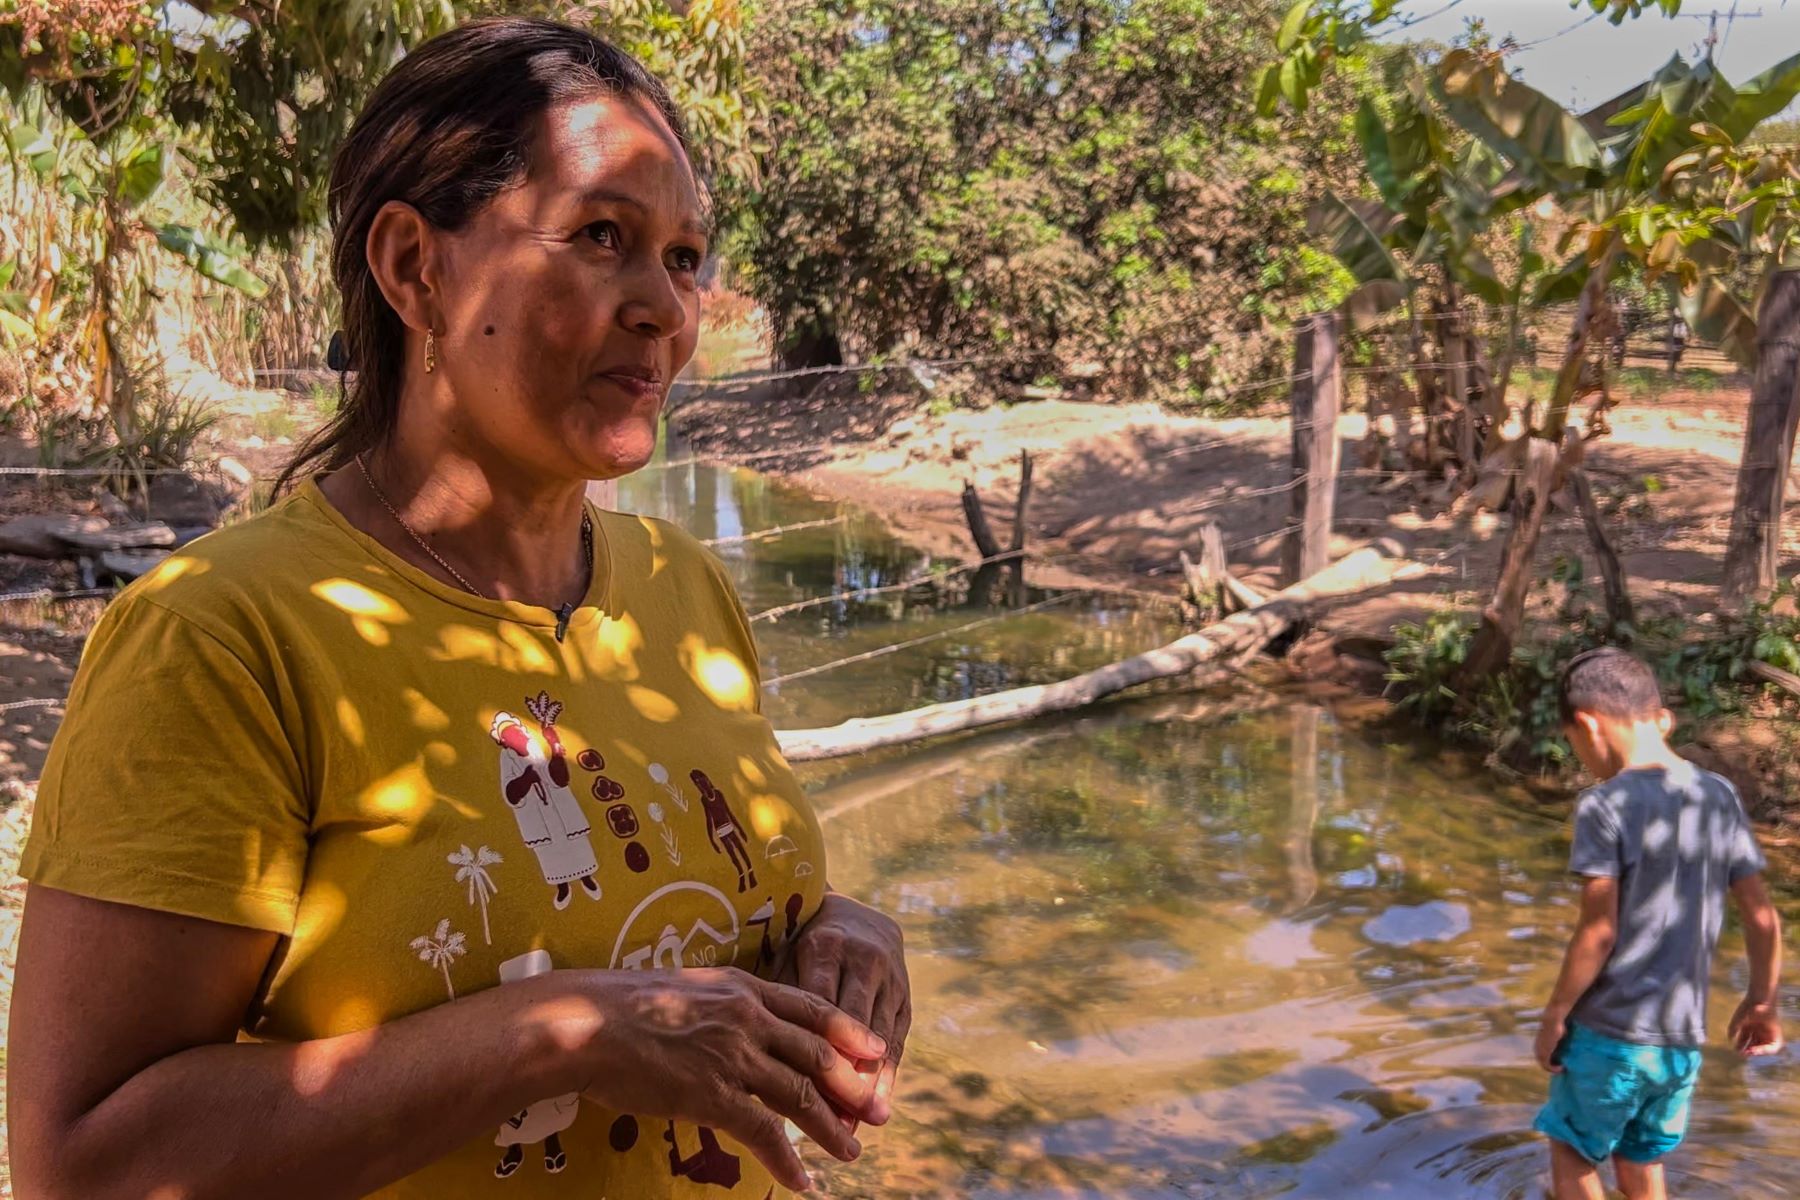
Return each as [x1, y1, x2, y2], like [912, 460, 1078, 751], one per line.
[1614, 1157, 1667, 1200]
[1550, 1140, 1607, 1200]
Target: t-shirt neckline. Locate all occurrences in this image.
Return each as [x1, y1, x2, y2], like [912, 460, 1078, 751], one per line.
[296, 476, 614, 632]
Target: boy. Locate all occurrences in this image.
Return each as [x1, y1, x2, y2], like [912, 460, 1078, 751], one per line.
[1535, 647, 1785, 1200]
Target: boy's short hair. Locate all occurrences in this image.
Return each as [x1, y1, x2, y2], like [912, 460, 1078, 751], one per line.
[1557, 647, 1663, 727]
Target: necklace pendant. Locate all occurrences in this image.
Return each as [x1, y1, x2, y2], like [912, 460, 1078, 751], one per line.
[555, 601, 575, 643]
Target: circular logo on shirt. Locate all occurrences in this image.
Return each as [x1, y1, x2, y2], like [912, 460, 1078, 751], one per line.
[609, 880, 742, 971]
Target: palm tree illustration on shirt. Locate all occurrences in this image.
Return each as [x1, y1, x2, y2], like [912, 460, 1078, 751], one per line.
[410, 918, 469, 1000]
[448, 845, 503, 945]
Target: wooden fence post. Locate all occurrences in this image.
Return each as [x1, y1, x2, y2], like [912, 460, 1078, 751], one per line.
[1721, 270, 1800, 611]
[1283, 312, 1342, 586]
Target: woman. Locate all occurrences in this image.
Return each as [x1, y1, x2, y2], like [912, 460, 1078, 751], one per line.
[8, 19, 909, 1199]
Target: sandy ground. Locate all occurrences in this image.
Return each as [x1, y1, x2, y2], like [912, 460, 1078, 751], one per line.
[669, 373, 1781, 639]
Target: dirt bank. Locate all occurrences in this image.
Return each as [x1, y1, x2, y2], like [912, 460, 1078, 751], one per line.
[669, 372, 1800, 829]
[673, 373, 1782, 629]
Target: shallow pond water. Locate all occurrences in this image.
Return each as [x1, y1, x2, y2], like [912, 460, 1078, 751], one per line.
[618, 449, 1800, 1199]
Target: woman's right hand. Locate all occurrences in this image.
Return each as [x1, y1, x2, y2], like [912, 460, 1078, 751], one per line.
[576, 967, 887, 1191]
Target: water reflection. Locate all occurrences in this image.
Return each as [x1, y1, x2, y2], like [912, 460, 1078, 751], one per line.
[805, 702, 1800, 1199]
[614, 443, 1799, 1198]
[614, 433, 1180, 734]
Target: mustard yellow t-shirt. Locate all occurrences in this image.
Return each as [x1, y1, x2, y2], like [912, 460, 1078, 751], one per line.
[22, 479, 827, 1198]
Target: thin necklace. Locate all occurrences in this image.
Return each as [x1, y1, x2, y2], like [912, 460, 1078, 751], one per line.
[354, 454, 594, 621]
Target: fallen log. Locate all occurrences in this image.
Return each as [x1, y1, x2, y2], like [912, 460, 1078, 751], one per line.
[809, 686, 1280, 827]
[775, 538, 1427, 762]
[1748, 660, 1800, 702]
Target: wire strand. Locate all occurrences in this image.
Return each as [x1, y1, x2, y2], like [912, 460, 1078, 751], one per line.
[761, 593, 1079, 688]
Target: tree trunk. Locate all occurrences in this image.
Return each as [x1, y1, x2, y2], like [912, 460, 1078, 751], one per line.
[960, 482, 1004, 560]
[1180, 521, 1230, 620]
[1008, 450, 1034, 554]
[1407, 291, 1444, 469]
[1540, 235, 1621, 444]
[776, 540, 1425, 761]
[1570, 467, 1634, 632]
[1438, 287, 1477, 473]
[1485, 221, 1533, 456]
[1720, 270, 1800, 610]
[1457, 436, 1562, 684]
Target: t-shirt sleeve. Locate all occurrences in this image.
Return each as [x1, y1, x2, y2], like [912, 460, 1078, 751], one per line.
[1722, 784, 1768, 885]
[1568, 789, 1622, 878]
[19, 594, 311, 934]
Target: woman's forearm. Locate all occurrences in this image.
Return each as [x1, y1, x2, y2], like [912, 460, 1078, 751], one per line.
[38, 973, 602, 1200]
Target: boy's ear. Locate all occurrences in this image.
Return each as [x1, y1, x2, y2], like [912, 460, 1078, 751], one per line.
[1576, 711, 1605, 742]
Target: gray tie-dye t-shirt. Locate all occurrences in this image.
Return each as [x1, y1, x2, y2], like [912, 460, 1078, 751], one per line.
[1567, 762, 1766, 1046]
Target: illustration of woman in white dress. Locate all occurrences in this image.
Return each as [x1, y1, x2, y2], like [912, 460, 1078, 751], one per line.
[489, 693, 601, 911]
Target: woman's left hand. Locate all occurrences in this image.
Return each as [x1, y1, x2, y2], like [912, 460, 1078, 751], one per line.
[791, 891, 910, 1127]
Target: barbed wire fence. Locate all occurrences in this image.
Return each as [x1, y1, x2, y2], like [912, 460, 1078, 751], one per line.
[0, 291, 1780, 719]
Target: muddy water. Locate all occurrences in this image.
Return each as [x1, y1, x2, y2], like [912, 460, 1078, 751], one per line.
[629, 453, 1800, 1199]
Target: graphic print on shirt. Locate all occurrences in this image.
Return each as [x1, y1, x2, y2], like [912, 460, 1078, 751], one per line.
[664, 1122, 742, 1189]
[492, 950, 580, 1179]
[578, 749, 653, 875]
[647, 761, 689, 813]
[747, 897, 777, 974]
[446, 845, 502, 945]
[609, 879, 743, 971]
[690, 769, 757, 893]
[409, 918, 468, 1000]
[489, 692, 603, 912]
[783, 893, 805, 946]
[647, 799, 683, 867]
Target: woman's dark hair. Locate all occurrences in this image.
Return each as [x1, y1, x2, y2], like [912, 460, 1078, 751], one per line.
[274, 18, 695, 496]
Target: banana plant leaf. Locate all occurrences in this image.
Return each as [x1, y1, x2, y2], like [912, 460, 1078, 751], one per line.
[1607, 51, 1800, 192]
[1450, 245, 1509, 306]
[1343, 278, 1408, 329]
[1309, 193, 1407, 286]
[154, 224, 269, 298]
[1532, 251, 1592, 307]
[1437, 49, 1605, 192]
[1678, 275, 1758, 371]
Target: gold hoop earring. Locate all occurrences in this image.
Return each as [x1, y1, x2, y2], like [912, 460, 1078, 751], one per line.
[424, 329, 437, 374]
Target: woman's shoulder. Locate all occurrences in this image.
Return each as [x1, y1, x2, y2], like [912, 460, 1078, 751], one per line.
[108, 487, 344, 645]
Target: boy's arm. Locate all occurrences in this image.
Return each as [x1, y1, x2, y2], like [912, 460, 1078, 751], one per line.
[1728, 873, 1785, 1057]
[1535, 875, 1619, 1073]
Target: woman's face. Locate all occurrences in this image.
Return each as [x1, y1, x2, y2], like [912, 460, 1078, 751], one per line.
[432, 91, 707, 483]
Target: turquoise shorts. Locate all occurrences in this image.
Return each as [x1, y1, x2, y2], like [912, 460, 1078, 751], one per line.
[1533, 1022, 1702, 1164]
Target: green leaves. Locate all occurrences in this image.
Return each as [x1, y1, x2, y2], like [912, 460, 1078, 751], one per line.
[7, 120, 56, 178]
[1437, 49, 1604, 192]
[153, 224, 269, 298]
[1678, 275, 1757, 371]
[1308, 192, 1405, 287]
[1275, 0, 1313, 52]
[118, 142, 164, 209]
[1532, 251, 1592, 306]
[1577, 0, 1683, 22]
